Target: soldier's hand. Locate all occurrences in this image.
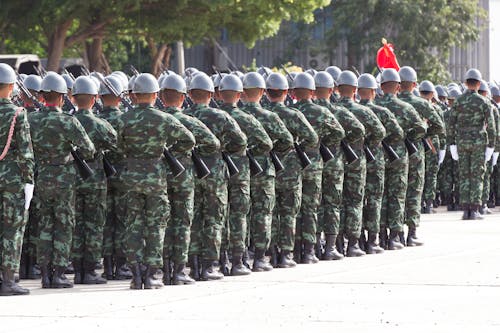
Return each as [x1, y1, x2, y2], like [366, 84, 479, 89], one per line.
[485, 147, 494, 162]
[450, 145, 459, 161]
[492, 152, 499, 166]
[438, 149, 446, 165]
[24, 183, 34, 210]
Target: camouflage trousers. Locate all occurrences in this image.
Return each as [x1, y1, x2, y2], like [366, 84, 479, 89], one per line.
[164, 164, 194, 265]
[37, 186, 75, 268]
[491, 165, 500, 203]
[457, 145, 486, 205]
[21, 195, 39, 260]
[123, 190, 169, 267]
[405, 149, 425, 228]
[438, 151, 459, 202]
[423, 151, 439, 201]
[340, 154, 366, 239]
[249, 175, 275, 252]
[189, 162, 228, 261]
[0, 187, 27, 271]
[72, 188, 107, 265]
[102, 185, 127, 258]
[380, 153, 409, 232]
[482, 159, 494, 203]
[362, 148, 385, 234]
[272, 166, 302, 251]
[296, 169, 322, 246]
[318, 156, 344, 236]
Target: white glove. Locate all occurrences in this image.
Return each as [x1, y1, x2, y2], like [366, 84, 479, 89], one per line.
[438, 150, 446, 165]
[24, 183, 34, 210]
[450, 145, 459, 161]
[485, 147, 495, 162]
[492, 152, 499, 166]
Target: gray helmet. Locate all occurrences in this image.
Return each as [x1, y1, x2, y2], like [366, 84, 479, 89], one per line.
[435, 85, 448, 98]
[305, 69, 318, 77]
[380, 68, 401, 84]
[41, 72, 67, 94]
[99, 75, 124, 96]
[479, 80, 489, 92]
[314, 71, 334, 89]
[412, 88, 420, 97]
[257, 66, 273, 79]
[448, 88, 461, 99]
[213, 73, 227, 89]
[111, 72, 129, 92]
[161, 73, 187, 94]
[398, 66, 417, 82]
[128, 75, 137, 91]
[287, 72, 298, 88]
[243, 72, 266, 89]
[266, 73, 289, 90]
[23, 75, 42, 92]
[189, 72, 215, 92]
[19, 73, 28, 82]
[231, 70, 245, 81]
[325, 66, 341, 81]
[220, 74, 243, 92]
[357, 73, 378, 89]
[73, 76, 98, 95]
[184, 67, 199, 78]
[61, 74, 74, 90]
[90, 76, 100, 92]
[447, 82, 460, 91]
[292, 72, 315, 90]
[465, 68, 482, 81]
[491, 85, 500, 97]
[419, 80, 435, 92]
[0, 63, 16, 84]
[133, 73, 160, 93]
[337, 70, 358, 87]
[157, 75, 167, 89]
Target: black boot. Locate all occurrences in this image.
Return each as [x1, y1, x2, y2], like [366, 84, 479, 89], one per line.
[130, 263, 142, 289]
[406, 227, 424, 246]
[322, 234, 344, 260]
[52, 266, 73, 288]
[462, 204, 470, 220]
[242, 248, 251, 270]
[83, 261, 107, 284]
[27, 256, 41, 279]
[40, 264, 52, 288]
[103, 256, 114, 280]
[336, 233, 346, 255]
[201, 260, 224, 281]
[230, 252, 251, 276]
[387, 230, 404, 250]
[293, 239, 302, 264]
[365, 233, 384, 254]
[346, 237, 366, 257]
[115, 257, 132, 280]
[480, 203, 492, 215]
[252, 249, 273, 272]
[301, 242, 319, 264]
[64, 262, 75, 274]
[143, 265, 163, 289]
[219, 250, 230, 276]
[359, 232, 367, 252]
[0, 269, 29, 296]
[188, 255, 201, 281]
[470, 205, 484, 220]
[423, 199, 434, 214]
[269, 245, 279, 268]
[278, 250, 297, 268]
[162, 258, 172, 285]
[379, 229, 388, 250]
[315, 233, 323, 259]
[73, 259, 83, 284]
[172, 263, 195, 285]
[19, 254, 28, 279]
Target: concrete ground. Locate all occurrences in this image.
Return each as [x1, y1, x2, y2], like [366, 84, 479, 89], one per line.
[1, 207, 500, 333]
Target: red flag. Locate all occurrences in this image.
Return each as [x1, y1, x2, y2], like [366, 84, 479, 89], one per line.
[376, 38, 400, 71]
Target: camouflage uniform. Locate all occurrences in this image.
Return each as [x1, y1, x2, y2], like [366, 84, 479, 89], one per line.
[185, 103, 246, 263]
[294, 99, 344, 258]
[376, 94, 426, 233]
[267, 102, 318, 253]
[162, 106, 220, 266]
[439, 107, 460, 207]
[337, 97, 386, 240]
[398, 91, 443, 228]
[359, 99, 404, 234]
[449, 90, 496, 208]
[116, 104, 195, 268]
[481, 100, 499, 207]
[72, 108, 117, 274]
[240, 102, 293, 253]
[0, 99, 34, 273]
[29, 106, 95, 269]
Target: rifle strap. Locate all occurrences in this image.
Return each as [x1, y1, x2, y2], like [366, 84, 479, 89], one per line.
[0, 108, 23, 161]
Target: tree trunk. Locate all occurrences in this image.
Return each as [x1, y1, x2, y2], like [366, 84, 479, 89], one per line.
[346, 39, 358, 70]
[86, 37, 104, 72]
[46, 20, 72, 71]
[148, 36, 172, 77]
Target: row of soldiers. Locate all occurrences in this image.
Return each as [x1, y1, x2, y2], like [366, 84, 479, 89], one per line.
[0, 61, 495, 296]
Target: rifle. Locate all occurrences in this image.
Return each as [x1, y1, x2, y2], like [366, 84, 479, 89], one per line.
[17, 76, 44, 109]
[270, 150, 284, 172]
[294, 142, 312, 169]
[191, 149, 211, 179]
[405, 138, 419, 156]
[422, 137, 437, 154]
[163, 147, 186, 177]
[247, 149, 263, 177]
[340, 140, 359, 164]
[319, 143, 335, 163]
[222, 151, 239, 177]
[364, 145, 376, 163]
[381, 141, 400, 163]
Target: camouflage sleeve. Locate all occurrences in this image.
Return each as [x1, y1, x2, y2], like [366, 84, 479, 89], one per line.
[405, 105, 427, 141]
[166, 114, 196, 153]
[485, 104, 496, 148]
[222, 114, 248, 154]
[380, 108, 404, 142]
[436, 107, 446, 148]
[184, 117, 220, 155]
[423, 101, 445, 137]
[494, 107, 500, 151]
[321, 111, 345, 147]
[337, 109, 365, 144]
[70, 117, 96, 160]
[362, 108, 386, 146]
[96, 118, 118, 153]
[268, 113, 294, 153]
[247, 117, 273, 155]
[295, 111, 318, 149]
[448, 107, 457, 145]
[15, 109, 35, 184]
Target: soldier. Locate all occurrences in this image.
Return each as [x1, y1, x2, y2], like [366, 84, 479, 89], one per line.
[357, 73, 405, 254]
[490, 85, 500, 206]
[98, 75, 131, 281]
[116, 73, 195, 289]
[449, 69, 496, 220]
[218, 74, 273, 275]
[325, 66, 342, 101]
[30, 72, 95, 288]
[292, 73, 345, 263]
[0, 64, 35, 296]
[336, 70, 385, 256]
[376, 69, 426, 249]
[184, 73, 247, 281]
[435, 85, 450, 208]
[240, 72, 294, 272]
[159, 73, 220, 285]
[265, 73, 318, 268]
[398, 66, 443, 244]
[314, 71, 365, 260]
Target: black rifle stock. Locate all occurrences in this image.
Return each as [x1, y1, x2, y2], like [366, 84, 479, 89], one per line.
[222, 151, 240, 177]
[270, 150, 284, 172]
[191, 149, 211, 179]
[364, 145, 376, 163]
[405, 138, 418, 156]
[71, 149, 94, 180]
[103, 155, 117, 177]
[247, 149, 264, 177]
[319, 143, 335, 163]
[340, 140, 359, 164]
[381, 141, 400, 162]
[163, 148, 186, 177]
[294, 142, 312, 169]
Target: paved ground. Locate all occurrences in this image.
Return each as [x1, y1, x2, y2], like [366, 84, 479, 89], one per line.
[1, 207, 500, 333]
